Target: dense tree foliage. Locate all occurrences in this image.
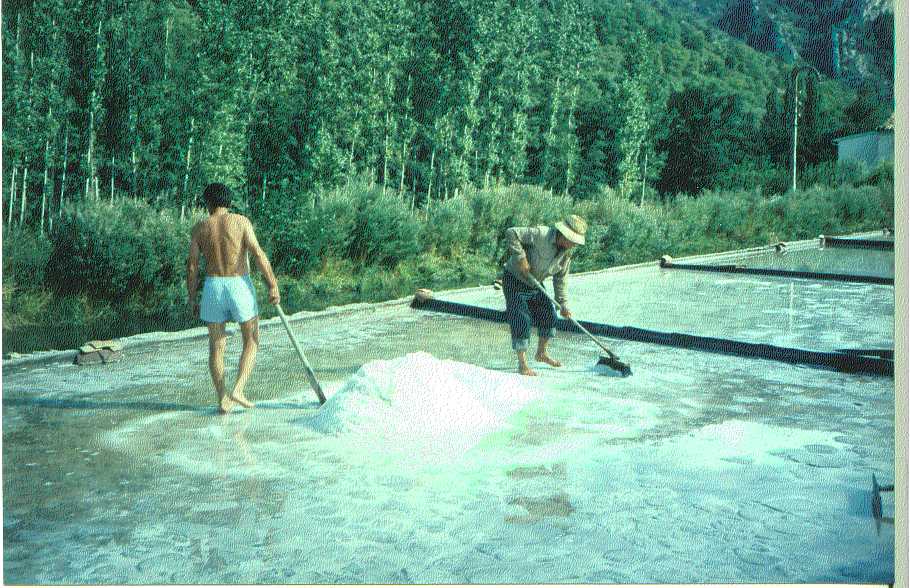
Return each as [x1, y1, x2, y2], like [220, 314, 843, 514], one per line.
[2, 0, 889, 231]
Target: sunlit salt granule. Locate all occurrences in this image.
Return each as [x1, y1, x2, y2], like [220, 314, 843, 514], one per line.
[309, 352, 541, 460]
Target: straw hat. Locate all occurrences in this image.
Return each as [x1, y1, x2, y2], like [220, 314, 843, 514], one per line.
[555, 215, 587, 245]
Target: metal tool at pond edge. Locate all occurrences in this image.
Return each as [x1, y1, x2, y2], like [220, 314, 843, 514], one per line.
[872, 473, 894, 520]
[275, 304, 327, 405]
[525, 276, 633, 377]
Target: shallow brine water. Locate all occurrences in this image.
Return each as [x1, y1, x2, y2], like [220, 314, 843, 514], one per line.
[447, 257, 894, 352]
[2, 250, 895, 584]
[695, 246, 894, 279]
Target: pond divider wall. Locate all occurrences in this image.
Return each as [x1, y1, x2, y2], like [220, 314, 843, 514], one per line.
[657, 260, 894, 285]
[410, 297, 894, 377]
[821, 235, 894, 250]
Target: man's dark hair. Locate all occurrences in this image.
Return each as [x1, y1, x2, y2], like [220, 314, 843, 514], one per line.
[202, 183, 232, 209]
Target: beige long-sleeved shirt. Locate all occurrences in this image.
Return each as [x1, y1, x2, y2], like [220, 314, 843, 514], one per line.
[503, 225, 572, 305]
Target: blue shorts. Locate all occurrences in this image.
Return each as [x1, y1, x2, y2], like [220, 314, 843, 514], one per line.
[200, 275, 259, 324]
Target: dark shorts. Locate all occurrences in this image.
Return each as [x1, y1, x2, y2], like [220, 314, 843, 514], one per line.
[501, 271, 556, 351]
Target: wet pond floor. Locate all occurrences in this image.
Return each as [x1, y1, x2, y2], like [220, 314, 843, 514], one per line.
[2, 248, 895, 584]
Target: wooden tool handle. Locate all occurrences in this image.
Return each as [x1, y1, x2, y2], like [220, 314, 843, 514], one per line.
[276, 304, 327, 405]
[527, 276, 618, 360]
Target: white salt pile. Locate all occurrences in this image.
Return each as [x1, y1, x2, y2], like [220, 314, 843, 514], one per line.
[309, 352, 541, 461]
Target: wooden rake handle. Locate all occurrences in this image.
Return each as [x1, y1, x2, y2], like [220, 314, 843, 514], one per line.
[526, 276, 619, 361]
[275, 304, 326, 405]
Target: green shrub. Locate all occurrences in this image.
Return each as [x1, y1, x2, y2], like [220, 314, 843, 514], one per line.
[135, 282, 192, 325]
[266, 189, 358, 276]
[664, 183, 890, 250]
[588, 195, 674, 264]
[509, 185, 575, 227]
[306, 259, 359, 309]
[825, 184, 890, 230]
[2, 289, 124, 354]
[45, 294, 118, 328]
[467, 184, 575, 261]
[664, 195, 723, 255]
[802, 160, 868, 189]
[619, 204, 673, 264]
[713, 158, 787, 194]
[864, 160, 894, 187]
[404, 253, 464, 289]
[877, 181, 895, 229]
[355, 265, 414, 302]
[348, 188, 422, 268]
[47, 199, 195, 300]
[776, 185, 883, 238]
[1, 284, 54, 330]
[399, 252, 497, 291]
[465, 186, 513, 258]
[453, 252, 500, 286]
[2, 226, 53, 285]
[6, 174, 896, 355]
[423, 196, 473, 257]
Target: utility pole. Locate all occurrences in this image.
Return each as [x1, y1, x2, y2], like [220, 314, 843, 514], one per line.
[790, 65, 819, 192]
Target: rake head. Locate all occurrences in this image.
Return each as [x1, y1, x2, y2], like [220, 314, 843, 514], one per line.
[596, 355, 633, 377]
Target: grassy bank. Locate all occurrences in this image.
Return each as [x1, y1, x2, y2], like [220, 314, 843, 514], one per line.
[2, 174, 894, 355]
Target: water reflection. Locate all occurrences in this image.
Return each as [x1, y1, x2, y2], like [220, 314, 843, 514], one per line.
[2, 397, 205, 413]
[1, 397, 315, 414]
[213, 410, 257, 475]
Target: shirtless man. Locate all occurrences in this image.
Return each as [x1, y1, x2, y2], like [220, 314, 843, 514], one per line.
[186, 183, 280, 413]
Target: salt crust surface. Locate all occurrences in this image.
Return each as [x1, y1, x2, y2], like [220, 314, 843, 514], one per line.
[97, 353, 542, 476]
[309, 352, 542, 459]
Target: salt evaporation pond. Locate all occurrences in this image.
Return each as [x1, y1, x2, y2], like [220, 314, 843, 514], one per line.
[445, 246, 894, 352]
[686, 242, 895, 279]
[2, 244, 895, 584]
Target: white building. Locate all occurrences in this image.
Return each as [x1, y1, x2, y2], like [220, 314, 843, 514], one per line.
[833, 114, 894, 168]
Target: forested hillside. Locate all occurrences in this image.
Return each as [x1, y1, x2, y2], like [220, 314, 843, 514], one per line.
[1, 0, 891, 221]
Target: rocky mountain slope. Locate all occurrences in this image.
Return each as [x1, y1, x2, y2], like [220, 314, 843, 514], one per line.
[660, 0, 893, 93]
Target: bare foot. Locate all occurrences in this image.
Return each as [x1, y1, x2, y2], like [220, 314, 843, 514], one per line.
[519, 365, 538, 376]
[229, 394, 255, 409]
[535, 354, 562, 367]
[218, 396, 235, 414]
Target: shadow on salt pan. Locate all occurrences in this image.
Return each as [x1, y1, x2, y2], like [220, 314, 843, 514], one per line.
[306, 352, 542, 463]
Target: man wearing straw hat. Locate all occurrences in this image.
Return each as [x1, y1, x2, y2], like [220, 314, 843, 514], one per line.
[501, 215, 587, 376]
[186, 182, 281, 413]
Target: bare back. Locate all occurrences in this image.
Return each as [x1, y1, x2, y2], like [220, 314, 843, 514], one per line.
[193, 212, 251, 276]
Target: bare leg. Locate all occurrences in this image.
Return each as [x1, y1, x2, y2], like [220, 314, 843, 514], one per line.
[517, 350, 537, 376]
[229, 317, 259, 408]
[535, 337, 562, 367]
[207, 323, 233, 413]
